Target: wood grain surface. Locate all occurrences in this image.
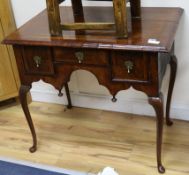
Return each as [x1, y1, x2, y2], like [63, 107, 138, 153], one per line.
[0, 102, 189, 175]
[3, 7, 183, 52]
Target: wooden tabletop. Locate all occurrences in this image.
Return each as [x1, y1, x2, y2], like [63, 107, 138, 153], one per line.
[3, 7, 183, 52]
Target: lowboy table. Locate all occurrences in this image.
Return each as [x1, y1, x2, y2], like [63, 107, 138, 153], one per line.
[3, 7, 183, 173]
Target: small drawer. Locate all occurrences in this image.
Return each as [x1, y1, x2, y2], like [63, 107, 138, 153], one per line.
[53, 47, 109, 66]
[22, 46, 54, 75]
[111, 51, 149, 83]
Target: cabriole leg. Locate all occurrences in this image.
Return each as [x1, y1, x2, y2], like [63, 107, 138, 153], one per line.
[19, 85, 37, 153]
[148, 93, 165, 173]
[166, 55, 177, 126]
[65, 83, 72, 109]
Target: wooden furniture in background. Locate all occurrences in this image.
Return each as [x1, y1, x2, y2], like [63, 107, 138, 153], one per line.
[0, 0, 20, 101]
[46, 0, 141, 38]
[3, 6, 183, 173]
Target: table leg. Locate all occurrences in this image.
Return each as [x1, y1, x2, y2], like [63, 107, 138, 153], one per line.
[166, 55, 177, 126]
[148, 93, 165, 174]
[19, 85, 37, 153]
[65, 83, 72, 109]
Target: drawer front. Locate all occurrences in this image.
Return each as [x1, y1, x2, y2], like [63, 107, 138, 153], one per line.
[111, 51, 149, 82]
[22, 46, 54, 75]
[53, 48, 109, 66]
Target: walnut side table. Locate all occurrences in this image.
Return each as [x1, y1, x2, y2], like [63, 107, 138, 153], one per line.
[3, 7, 183, 173]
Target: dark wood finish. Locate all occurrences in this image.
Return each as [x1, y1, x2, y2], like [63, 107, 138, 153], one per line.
[111, 51, 149, 83]
[58, 0, 64, 4]
[19, 85, 37, 153]
[166, 55, 177, 126]
[21, 46, 54, 75]
[148, 93, 165, 174]
[3, 7, 183, 173]
[53, 48, 109, 66]
[13, 45, 159, 98]
[130, 0, 141, 17]
[65, 83, 72, 109]
[3, 7, 183, 53]
[70, 0, 84, 22]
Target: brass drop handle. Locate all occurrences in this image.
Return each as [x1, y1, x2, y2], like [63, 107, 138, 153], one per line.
[33, 56, 42, 68]
[75, 52, 84, 64]
[124, 60, 134, 74]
